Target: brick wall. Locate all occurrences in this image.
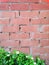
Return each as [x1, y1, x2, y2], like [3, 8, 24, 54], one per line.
[0, 0, 49, 64]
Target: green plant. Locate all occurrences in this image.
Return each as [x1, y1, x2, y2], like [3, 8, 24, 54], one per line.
[0, 48, 45, 65]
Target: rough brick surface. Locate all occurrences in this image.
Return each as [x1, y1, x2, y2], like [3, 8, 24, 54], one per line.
[30, 3, 49, 10]
[0, 0, 49, 65]
[0, 3, 9, 10]
[42, 0, 49, 2]
[10, 3, 29, 10]
[20, 0, 38, 2]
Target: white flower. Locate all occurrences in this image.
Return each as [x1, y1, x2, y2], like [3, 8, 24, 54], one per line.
[26, 56, 29, 58]
[7, 54, 10, 56]
[8, 51, 10, 53]
[31, 57, 34, 60]
[16, 51, 19, 54]
[34, 62, 36, 65]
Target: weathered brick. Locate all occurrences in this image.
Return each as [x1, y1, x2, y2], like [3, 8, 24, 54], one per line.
[0, 0, 9, 2]
[20, 25, 39, 32]
[1, 25, 19, 32]
[39, 11, 49, 18]
[11, 47, 30, 54]
[0, 33, 9, 40]
[31, 19, 41, 25]
[0, 0, 19, 2]
[20, 47, 30, 54]
[20, 0, 39, 2]
[20, 11, 39, 18]
[40, 55, 49, 62]
[30, 3, 49, 10]
[42, 0, 49, 2]
[0, 40, 19, 47]
[40, 39, 49, 47]
[10, 17, 29, 25]
[0, 12, 18, 18]
[0, 19, 9, 25]
[0, 3, 9, 10]
[0, 0, 49, 64]
[30, 33, 49, 39]
[20, 39, 39, 47]
[31, 18, 49, 25]
[32, 47, 49, 55]
[10, 3, 29, 10]
[10, 33, 29, 40]
[9, 0, 19, 2]
[41, 25, 49, 32]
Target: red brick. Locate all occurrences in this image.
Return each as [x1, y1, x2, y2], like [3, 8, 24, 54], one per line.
[11, 47, 20, 51]
[0, 19, 9, 25]
[32, 47, 45, 54]
[11, 47, 30, 54]
[31, 18, 49, 25]
[20, 39, 39, 47]
[46, 60, 49, 65]
[0, 0, 49, 63]
[31, 19, 41, 25]
[32, 47, 49, 55]
[44, 48, 49, 54]
[9, 0, 19, 2]
[39, 11, 49, 18]
[20, 0, 39, 2]
[0, 0, 19, 2]
[0, 40, 19, 47]
[40, 19, 49, 24]
[42, 25, 49, 32]
[20, 25, 39, 32]
[42, 0, 49, 2]
[20, 11, 39, 18]
[10, 33, 29, 40]
[30, 3, 49, 10]
[0, 0, 9, 2]
[0, 12, 18, 18]
[0, 3, 9, 10]
[40, 39, 49, 47]
[0, 33, 9, 40]
[40, 55, 49, 61]
[0, 0, 39, 3]
[10, 3, 29, 10]
[31, 33, 49, 39]
[19, 47, 30, 54]
[2, 25, 19, 32]
[10, 17, 29, 25]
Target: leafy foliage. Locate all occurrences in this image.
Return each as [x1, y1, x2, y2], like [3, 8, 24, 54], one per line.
[0, 48, 45, 65]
